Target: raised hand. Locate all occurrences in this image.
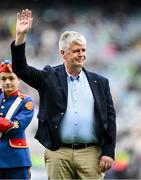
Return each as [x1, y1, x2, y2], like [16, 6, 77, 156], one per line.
[16, 9, 33, 34]
[15, 9, 33, 45]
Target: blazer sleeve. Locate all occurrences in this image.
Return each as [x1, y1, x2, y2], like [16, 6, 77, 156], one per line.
[11, 41, 50, 90]
[101, 79, 116, 159]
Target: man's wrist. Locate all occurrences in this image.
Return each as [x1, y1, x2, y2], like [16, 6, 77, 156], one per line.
[15, 33, 26, 45]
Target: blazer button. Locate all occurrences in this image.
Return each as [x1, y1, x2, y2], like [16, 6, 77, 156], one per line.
[61, 112, 64, 116]
[55, 125, 57, 129]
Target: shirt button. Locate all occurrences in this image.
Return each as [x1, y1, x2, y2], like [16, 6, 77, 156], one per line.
[55, 125, 57, 129]
[1, 106, 5, 109]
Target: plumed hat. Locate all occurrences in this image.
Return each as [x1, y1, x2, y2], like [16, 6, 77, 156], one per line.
[0, 60, 13, 73]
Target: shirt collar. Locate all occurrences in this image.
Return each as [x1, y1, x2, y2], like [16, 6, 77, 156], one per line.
[66, 70, 83, 82]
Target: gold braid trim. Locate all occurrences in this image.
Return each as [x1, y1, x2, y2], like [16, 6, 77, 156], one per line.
[6, 64, 13, 72]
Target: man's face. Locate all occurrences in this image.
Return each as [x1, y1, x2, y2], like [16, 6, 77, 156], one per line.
[61, 42, 86, 70]
[0, 72, 20, 95]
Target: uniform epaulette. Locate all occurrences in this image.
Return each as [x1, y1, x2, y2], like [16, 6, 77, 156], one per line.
[18, 91, 28, 99]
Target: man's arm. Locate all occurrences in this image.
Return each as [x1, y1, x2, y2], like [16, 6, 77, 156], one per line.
[99, 79, 116, 172]
[11, 9, 46, 90]
[15, 9, 33, 45]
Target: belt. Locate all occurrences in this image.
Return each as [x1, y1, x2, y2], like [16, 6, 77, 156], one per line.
[61, 143, 99, 149]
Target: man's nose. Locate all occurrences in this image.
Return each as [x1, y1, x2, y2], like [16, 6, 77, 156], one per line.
[78, 50, 84, 56]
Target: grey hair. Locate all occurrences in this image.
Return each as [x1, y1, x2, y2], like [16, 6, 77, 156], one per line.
[59, 31, 86, 51]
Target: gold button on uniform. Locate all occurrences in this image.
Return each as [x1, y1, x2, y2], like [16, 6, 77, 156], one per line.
[2, 99, 6, 103]
[1, 106, 5, 109]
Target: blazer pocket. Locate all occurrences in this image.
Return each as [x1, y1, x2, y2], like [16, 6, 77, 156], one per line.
[9, 138, 28, 148]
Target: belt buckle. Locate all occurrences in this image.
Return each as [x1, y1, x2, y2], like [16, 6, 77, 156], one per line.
[71, 143, 88, 149]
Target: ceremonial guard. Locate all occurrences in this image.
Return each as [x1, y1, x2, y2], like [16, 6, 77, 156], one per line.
[0, 61, 34, 179]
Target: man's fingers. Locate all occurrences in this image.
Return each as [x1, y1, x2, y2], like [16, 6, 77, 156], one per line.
[29, 18, 33, 29]
[17, 13, 20, 21]
[29, 10, 32, 18]
[17, 9, 32, 21]
[21, 10, 25, 20]
[99, 161, 112, 172]
[104, 161, 111, 170]
[99, 161, 105, 172]
[99, 155, 114, 172]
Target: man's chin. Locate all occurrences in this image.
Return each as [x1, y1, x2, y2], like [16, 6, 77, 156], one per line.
[75, 62, 84, 68]
[77, 61, 85, 66]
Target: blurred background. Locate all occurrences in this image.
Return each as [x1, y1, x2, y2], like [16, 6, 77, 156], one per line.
[1, 0, 141, 179]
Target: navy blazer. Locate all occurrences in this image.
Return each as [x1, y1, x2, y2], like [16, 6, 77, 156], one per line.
[11, 42, 116, 159]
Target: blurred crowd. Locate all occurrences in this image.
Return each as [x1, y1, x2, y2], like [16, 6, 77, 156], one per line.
[1, 4, 141, 178]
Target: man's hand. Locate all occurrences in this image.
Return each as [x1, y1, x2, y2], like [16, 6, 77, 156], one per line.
[15, 9, 33, 45]
[99, 155, 113, 172]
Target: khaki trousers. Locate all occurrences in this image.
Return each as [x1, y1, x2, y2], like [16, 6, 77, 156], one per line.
[44, 146, 105, 179]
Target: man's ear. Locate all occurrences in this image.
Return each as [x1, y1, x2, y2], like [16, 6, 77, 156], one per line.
[60, 50, 65, 56]
[60, 50, 66, 60]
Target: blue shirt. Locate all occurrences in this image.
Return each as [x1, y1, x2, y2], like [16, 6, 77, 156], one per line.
[60, 70, 98, 144]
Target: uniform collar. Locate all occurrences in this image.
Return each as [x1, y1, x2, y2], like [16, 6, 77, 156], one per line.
[5, 89, 19, 98]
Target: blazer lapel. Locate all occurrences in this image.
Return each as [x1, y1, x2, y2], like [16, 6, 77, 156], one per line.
[84, 70, 98, 97]
[57, 65, 68, 100]
[84, 69, 102, 110]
